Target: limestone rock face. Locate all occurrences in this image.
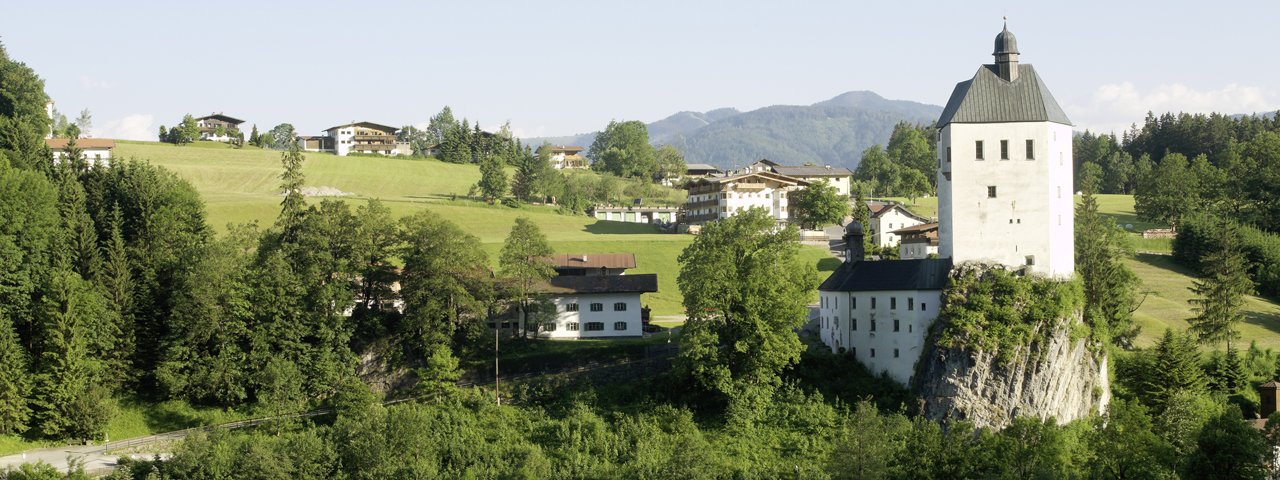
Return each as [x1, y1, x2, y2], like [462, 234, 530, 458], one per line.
[913, 315, 1110, 430]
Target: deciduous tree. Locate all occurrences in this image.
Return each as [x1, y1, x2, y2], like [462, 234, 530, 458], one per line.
[588, 120, 655, 179]
[477, 155, 507, 203]
[791, 180, 849, 230]
[499, 218, 554, 338]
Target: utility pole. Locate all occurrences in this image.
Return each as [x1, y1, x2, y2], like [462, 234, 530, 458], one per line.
[494, 322, 500, 406]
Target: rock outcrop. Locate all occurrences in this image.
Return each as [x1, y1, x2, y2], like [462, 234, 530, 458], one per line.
[913, 313, 1110, 429]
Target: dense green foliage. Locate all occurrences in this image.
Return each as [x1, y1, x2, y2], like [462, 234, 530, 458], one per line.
[676, 208, 817, 418]
[1187, 218, 1256, 348]
[1076, 184, 1140, 347]
[933, 267, 1085, 363]
[790, 179, 850, 230]
[588, 120, 658, 179]
[1175, 213, 1280, 298]
[853, 122, 936, 199]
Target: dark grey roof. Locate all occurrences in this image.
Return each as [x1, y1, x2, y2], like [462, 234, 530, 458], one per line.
[685, 163, 721, 171]
[772, 166, 854, 177]
[936, 64, 1071, 127]
[994, 26, 1018, 55]
[818, 258, 952, 292]
[542, 274, 658, 295]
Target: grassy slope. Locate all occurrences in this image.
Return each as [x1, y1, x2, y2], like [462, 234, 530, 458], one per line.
[114, 141, 835, 316]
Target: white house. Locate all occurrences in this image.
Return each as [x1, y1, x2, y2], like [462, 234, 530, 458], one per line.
[547, 145, 588, 169]
[894, 222, 939, 259]
[936, 23, 1075, 278]
[867, 201, 930, 248]
[299, 121, 400, 156]
[535, 253, 657, 339]
[817, 24, 1076, 386]
[772, 165, 855, 197]
[591, 205, 679, 224]
[682, 171, 808, 225]
[46, 138, 115, 168]
[818, 223, 950, 384]
[194, 113, 244, 142]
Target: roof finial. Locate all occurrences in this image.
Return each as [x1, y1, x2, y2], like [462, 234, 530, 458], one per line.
[1003, 16, 1008, 30]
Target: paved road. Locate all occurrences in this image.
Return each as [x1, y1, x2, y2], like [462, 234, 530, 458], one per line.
[0, 443, 118, 475]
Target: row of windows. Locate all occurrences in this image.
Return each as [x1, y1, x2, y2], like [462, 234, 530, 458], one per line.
[564, 302, 628, 312]
[850, 347, 900, 359]
[821, 296, 925, 311]
[545, 321, 629, 332]
[945, 139, 1036, 162]
[823, 316, 914, 334]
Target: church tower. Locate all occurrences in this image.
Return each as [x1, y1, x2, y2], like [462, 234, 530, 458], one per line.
[936, 24, 1074, 278]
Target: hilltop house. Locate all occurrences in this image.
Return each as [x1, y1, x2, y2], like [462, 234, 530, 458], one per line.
[536, 253, 657, 339]
[867, 201, 931, 248]
[737, 159, 854, 196]
[300, 122, 406, 156]
[682, 171, 809, 225]
[46, 138, 115, 168]
[818, 24, 1075, 385]
[195, 113, 244, 142]
[548, 145, 588, 169]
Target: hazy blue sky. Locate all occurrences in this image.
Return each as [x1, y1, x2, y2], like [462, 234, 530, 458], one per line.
[5, 1, 1278, 141]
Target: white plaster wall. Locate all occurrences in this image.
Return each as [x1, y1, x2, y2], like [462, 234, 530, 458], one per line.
[799, 176, 851, 197]
[541, 292, 644, 339]
[899, 242, 938, 260]
[52, 148, 113, 168]
[872, 208, 926, 247]
[819, 288, 942, 385]
[937, 121, 1074, 278]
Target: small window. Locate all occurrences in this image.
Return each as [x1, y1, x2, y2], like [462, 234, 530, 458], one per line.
[566, 303, 579, 312]
[909, 324, 913, 333]
[852, 318, 857, 331]
[988, 186, 997, 198]
[567, 322, 580, 331]
[894, 348, 900, 358]
[834, 317, 840, 328]
[852, 297, 857, 309]
[585, 322, 604, 331]
[1026, 139, 1035, 160]
[871, 297, 877, 309]
[590, 303, 603, 312]
[613, 321, 627, 330]
[908, 298, 915, 311]
[871, 319, 877, 332]
[946, 146, 952, 163]
[893, 319, 900, 332]
[975, 140, 984, 160]
[1000, 140, 1009, 160]
[870, 348, 876, 358]
[922, 303, 927, 311]
[613, 302, 627, 311]
[1026, 255, 1036, 266]
[543, 322, 557, 332]
[890, 297, 897, 310]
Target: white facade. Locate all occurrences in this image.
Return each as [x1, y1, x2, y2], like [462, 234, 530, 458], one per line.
[937, 121, 1074, 278]
[683, 172, 804, 224]
[870, 205, 928, 248]
[818, 289, 943, 384]
[51, 148, 113, 168]
[899, 239, 938, 260]
[540, 292, 645, 339]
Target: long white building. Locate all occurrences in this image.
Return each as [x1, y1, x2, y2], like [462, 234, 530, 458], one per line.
[535, 253, 657, 339]
[818, 24, 1075, 385]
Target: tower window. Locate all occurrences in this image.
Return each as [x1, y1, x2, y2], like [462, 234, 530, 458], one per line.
[988, 186, 997, 198]
[893, 319, 900, 332]
[871, 319, 877, 332]
[890, 297, 897, 310]
[908, 298, 914, 311]
[871, 297, 877, 309]
[1026, 139, 1035, 160]
[1026, 255, 1036, 266]
[870, 348, 876, 358]
[1000, 140, 1009, 160]
[946, 146, 952, 163]
[975, 141, 984, 160]
[894, 348, 900, 358]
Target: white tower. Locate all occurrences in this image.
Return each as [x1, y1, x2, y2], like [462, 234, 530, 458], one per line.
[936, 24, 1074, 278]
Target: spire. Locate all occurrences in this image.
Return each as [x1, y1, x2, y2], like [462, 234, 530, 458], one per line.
[993, 20, 1020, 81]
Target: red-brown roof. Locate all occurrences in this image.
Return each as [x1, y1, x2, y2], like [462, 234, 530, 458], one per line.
[45, 138, 116, 149]
[547, 253, 637, 270]
[892, 222, 939, 236]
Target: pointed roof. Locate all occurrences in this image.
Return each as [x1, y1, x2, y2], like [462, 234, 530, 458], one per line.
[936, 64, 1071, 127]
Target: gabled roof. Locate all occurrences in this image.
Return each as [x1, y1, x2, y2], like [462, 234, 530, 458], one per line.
[772, 165, 854, 178]
[891, 222, 939, 236]
[868, 202, 930, 223]
[819, 258, 952, 292]
[750, 159, 781, 167]
[686, 171, 809, 188]
[547, 253, 636, 270]
[45, 138, 115, 149]
[195, 113, 244, 125]
[324, 121, 399, 133]
[540, 273, 658, 295]
[685, 163, 721, 172]
[937, 64, 1071, 127]
[548, 145, 584, 153]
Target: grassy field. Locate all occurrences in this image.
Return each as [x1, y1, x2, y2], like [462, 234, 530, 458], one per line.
[1128, 253, 1280, 349]
[0, 397, 250, 456]
[115, 141, 836, 316]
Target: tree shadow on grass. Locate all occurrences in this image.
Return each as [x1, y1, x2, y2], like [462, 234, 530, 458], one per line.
[817, 257, 842, 273]
[583, 221, 661, 235]
[1242, 309, 1280, 339]
[1132, 252, 1196, 275]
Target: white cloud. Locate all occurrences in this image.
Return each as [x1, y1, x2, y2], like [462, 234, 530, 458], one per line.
[97, 114, 156, 141]
[1064, 83, 1279, 134]
[79, 75, 112, 90]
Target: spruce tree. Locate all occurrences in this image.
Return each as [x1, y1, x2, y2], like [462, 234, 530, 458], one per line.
[54, 170, 102, 282]
[0, 310, 31, 435]
[499, 217, 554, 338]
[32, 271, 113, 439]
[1187, 218, 1254, 348]
[1075, 180, 1139, 346]
[249, 124, 260, 147]
[1144, 329, 1206, 412]
[276, 142, 307, 242]
[477, 155, 508, 203]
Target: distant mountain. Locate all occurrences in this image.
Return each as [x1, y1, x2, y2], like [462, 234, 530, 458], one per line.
[522, 91, 942, 171]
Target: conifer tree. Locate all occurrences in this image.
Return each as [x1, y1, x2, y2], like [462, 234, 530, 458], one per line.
[54, 170, 102, 282]
[511, 145, 550, 202]
[31, 271, 113, 439]
[0, 310, 31, 435]
[1187, 218, 1254, 349]
[477, 155, 508, 203]
[249, 124, 260, 147]
[276, 142, 307, 242]
[499, 217, 554, 338]
[1144, 329, 1206, 412]
[1075, 177, 1139, 346]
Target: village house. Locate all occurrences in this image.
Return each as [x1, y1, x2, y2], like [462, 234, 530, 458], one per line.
[818, 24, 1075, 384]
[591, 205, 679, 224]
[536, 253, 657, 339]
[194, 113, 244, 142]
[867, 201, 931, 248]
[684, 163, 722, 178]
[893, 222, 939, 259]
[771, 165, 855, 197]
[299, 121, 406, 156]
[547, 145, 588, 169]
[681, 170, 809, 225]
[46, 138, 115, 168]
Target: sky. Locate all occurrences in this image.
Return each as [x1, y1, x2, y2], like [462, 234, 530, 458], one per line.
[5, 1, 1279, 141]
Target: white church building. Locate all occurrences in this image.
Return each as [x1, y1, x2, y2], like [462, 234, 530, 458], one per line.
[818, 24, 1075, 385]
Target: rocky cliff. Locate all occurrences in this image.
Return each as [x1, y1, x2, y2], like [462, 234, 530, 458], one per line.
[914, 312, 1110, 430]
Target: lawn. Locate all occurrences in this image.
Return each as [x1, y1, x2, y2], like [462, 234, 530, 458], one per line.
[0, 396, 250, 456]
[114, 141, 838, 317]
[1128, 253, 1280, 350]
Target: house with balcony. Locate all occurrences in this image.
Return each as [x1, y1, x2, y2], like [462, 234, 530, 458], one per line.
[547, 145, 588, 169]
[682, 171, 809, 225]
[195, 113, 244, 142]
[300, 121, 401, 156]
[867, 201, 932, 248]
[893, 222, 939, 259]
[46, 138, 115, 168]
[535, 253, 657, 339]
